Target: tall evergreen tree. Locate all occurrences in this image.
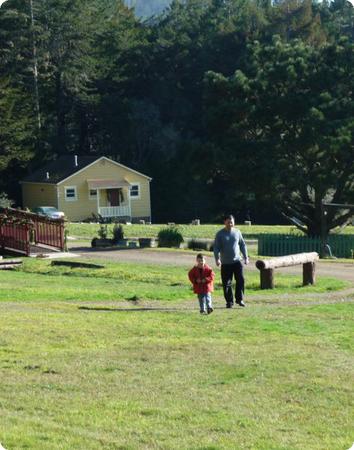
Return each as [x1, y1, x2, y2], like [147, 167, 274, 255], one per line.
[205, 36, 354, 235]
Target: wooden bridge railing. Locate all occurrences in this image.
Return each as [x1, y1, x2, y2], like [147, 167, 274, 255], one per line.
[255, 252, 319, 289]
[0, 208, 65, 255]
[0, 220, 32, 255]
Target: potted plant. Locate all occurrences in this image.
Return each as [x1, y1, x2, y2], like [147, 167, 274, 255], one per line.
[138, 237, 157, 248]
[111, 223, 129, 247]
[91, 224, 113, 247]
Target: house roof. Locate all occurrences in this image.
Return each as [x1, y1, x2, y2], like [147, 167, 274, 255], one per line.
[21, 155, 152, 184]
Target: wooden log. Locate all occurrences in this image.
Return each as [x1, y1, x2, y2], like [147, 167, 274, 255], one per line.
[303, 261, 316, 286]
[0, 263, 22, 270]
[256, 252, 319, 270]
[0, 259, 22, 266]
[260, 268, 274, 289]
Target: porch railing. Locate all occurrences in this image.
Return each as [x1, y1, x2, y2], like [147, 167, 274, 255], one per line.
[99, 205, 131, 218]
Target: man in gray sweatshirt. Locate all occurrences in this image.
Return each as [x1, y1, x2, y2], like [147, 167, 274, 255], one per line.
[213, 214, 249, 308]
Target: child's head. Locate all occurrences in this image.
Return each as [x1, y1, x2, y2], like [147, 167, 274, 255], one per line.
[196, 253, 205, 267]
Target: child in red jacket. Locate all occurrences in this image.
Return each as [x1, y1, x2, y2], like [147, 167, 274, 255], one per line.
[188, 253, 215, 314]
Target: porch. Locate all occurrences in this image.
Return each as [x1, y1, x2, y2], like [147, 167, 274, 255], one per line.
[88, 179, 132, 219]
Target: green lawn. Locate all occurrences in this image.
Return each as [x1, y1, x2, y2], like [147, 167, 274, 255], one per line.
[1, 258, 349, 302]
[0, 259, 353, 449]
[67, 223, 304, 240]
[67, 223, 354, 241]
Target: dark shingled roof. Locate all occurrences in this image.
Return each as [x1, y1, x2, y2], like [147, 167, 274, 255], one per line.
[21, 156, 100, 184]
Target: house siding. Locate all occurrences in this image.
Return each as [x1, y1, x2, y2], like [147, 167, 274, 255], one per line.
[130, 178, 151, 220]
[56, 158, 151, 221]
[22, 183, 58, 209]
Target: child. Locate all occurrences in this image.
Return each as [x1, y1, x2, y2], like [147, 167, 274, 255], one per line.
[188, 253, 215, 314]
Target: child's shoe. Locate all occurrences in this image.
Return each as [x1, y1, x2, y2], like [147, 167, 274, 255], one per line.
[207, 307, 214, 314]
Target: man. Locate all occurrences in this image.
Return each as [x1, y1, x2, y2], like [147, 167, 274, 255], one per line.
[213, 214, 249, 308]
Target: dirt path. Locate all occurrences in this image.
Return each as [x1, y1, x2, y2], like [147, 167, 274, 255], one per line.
[70, 245, 354, 283]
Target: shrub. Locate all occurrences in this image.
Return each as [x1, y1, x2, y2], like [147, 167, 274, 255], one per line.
[0, 192, 13, 208]
[158, 226, 184, 248]
[112, 223, 124, 243]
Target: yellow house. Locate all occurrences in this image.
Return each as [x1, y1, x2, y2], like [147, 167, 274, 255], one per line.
[21, 155, 152, 222]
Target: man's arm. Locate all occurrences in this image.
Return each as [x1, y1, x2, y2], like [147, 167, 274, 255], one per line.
[213, 233, 221, 266]
[239, 231, 249, 264]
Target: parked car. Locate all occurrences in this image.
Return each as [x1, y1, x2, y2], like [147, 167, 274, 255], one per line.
[32, 206, 65, 220]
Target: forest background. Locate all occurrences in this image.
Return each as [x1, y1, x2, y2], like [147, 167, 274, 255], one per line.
[0, 0, 353, 231]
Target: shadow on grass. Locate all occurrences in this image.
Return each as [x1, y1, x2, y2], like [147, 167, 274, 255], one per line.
[79, 305, 191, 312]
[78, 305, 237, 313]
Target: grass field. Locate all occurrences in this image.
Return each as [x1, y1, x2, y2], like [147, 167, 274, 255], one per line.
[67, 223, 354, 241]
[0, 259, 353, 449]
[0, 258, 349, 302]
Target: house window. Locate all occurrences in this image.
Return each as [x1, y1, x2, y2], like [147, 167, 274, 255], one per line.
[65, 186, 77, 201]
[130, 183, 140, 199]
[89, 189, 97, 200]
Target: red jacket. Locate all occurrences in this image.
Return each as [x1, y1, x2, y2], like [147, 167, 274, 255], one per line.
[188, 264, 215, 294]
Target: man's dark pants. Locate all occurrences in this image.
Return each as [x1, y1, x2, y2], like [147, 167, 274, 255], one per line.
[221, 261, 244, 306]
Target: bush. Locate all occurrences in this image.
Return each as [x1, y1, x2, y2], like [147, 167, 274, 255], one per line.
[158, 226, 184, 248]
[98, 224, 108, 239]
[112, 223, 124, 243]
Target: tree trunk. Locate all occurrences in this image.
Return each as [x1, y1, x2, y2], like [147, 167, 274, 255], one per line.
[29, 0, 41, 132]
[56, 72, 66, 152]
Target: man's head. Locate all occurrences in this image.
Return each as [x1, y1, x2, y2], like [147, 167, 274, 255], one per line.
[196, 253, 206, 267]
[223, 214, 235, 231]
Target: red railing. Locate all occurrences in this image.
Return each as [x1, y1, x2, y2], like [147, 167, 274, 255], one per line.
[0, 220, 31, 255]
[1, 208, 65, 254]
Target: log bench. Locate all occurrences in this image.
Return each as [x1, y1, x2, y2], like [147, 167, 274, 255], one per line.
[255, 252, 319, 289]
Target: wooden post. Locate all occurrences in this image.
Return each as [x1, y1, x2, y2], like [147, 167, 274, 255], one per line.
[260, 268, 274, 289]
[303, 262, 316, 285]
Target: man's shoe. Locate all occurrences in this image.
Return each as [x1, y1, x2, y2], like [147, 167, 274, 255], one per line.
[236, 300, 246, 307]
[226, 303, 233, 309]
[207, 307, 214, 314]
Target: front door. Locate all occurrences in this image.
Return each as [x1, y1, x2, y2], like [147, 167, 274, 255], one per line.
[107, 189, 121, 206]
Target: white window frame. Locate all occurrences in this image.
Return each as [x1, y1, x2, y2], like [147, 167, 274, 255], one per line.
[64, 186, 78, 202]
[130, 183, 141, 199]
[89, 188, 97, 200]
